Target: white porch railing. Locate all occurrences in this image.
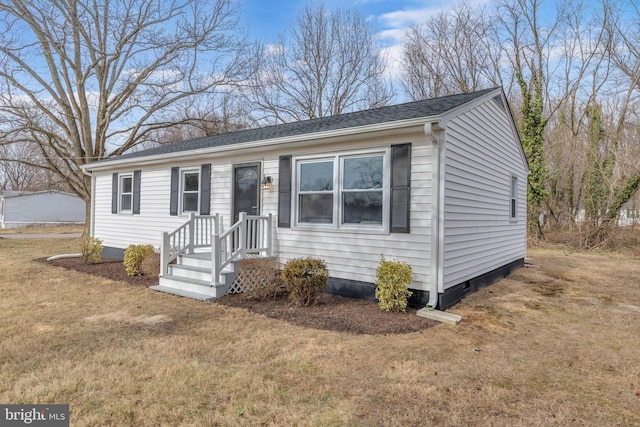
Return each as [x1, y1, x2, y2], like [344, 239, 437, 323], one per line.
[160, 212, 273, 286]
[212, 212, 273, 286]
[160, 213, 219, 276]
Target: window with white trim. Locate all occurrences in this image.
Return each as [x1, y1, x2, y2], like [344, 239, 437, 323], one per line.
[119, 174, 133, 213]
[298, 160, 334, 224]
[510, 175, 518, 220]
[342, 155, 384, 225]
[295, 151, 387, 229]
[181, 169, 200, 213]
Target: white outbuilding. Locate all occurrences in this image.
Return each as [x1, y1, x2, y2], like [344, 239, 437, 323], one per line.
[0, 190, 86, 229]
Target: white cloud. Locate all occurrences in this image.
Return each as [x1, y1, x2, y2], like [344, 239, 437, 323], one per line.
[379, 44, 405, 80]
[371, 0, 492, 81]
[377, 6, 440, 31]
[264, 43, 285, 56]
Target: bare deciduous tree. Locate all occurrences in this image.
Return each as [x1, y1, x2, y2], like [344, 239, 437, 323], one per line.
[149, 94, 254, 145]
[541, 0, 612, 228]
[401, 4, 502, 101]
[0, 0, 253, 211]
[249, 3, 393, 124]
[0, 143, 64, 191]
[599, 0, 640, 226]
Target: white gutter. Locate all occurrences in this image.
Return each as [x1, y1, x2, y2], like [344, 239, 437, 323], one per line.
[417, 122, 463, 324]
[82, 116, 436, 172]
[426, 122, 445, 309]
[81, 167, 96, 237]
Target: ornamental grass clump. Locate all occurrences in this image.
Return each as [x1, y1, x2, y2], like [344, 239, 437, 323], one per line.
[375, 258, 413, 312]
[281, 257, 328, 306]
[123, 244, 155, 276]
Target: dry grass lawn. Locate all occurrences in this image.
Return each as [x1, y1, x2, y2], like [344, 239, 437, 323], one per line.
[1, 236, 639, 426]
[0, 224, 84, 235]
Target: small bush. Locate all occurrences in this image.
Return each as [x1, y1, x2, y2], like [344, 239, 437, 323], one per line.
[123, 244, 154, 276]
[81, 236, 103, 264]
[140, 248, 160, 277]
[281, 258, 328, 306]
[239, 257, 285, 300]
[375, 258, 413, 312]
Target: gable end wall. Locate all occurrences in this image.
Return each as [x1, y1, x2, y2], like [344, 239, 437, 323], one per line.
[442, 100, 527, 290]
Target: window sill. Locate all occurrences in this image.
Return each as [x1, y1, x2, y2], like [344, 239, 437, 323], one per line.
[292, 223, 389, 235]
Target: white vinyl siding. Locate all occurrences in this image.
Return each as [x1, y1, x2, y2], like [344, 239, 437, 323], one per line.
[95, 163, 210, 250]
[510, 175, 518, 221]
[92, 132, 431, 292]
[276, 136, 432, 291]
[95, 160, 257, 251]
[441, 100, 527, 290]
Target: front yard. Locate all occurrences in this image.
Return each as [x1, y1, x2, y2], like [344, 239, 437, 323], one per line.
[1, 236, 639, 426]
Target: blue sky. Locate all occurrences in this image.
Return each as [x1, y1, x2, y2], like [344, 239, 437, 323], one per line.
[240, 0, 469, 79]
[241, 0, 458, 42]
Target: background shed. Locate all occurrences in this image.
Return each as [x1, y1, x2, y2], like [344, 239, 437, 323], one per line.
[0, 190, 86, 228]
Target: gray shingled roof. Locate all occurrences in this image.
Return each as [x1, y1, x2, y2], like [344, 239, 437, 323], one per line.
[97, 88, 497, 164]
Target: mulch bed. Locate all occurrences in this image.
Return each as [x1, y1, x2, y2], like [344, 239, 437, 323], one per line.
[39, 257, 437, 334]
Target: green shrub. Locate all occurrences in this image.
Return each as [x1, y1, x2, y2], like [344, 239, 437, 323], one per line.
[81, 236, 103, 264]
[375, 258, 413, 312]
[281, 257, 328, 306]
[123, 244, 154, 276]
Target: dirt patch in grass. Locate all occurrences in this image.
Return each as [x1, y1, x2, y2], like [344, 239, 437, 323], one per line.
[41, 256, 437, 335]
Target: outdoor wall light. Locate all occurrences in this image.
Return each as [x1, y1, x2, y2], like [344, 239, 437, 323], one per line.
[261, 175, 273, 190]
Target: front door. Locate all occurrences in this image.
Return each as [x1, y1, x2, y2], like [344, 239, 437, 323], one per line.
[233, 163, 260, 222]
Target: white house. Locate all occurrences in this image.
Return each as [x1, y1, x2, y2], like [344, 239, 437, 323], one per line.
[0, 190, 86, 229]
[82, 88, 529, 309]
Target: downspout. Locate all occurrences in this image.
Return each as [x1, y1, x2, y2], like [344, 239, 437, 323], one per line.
[425, 122, 445, 309]
[81, 168, 96, 237]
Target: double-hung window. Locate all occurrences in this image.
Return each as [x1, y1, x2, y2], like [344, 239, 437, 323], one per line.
[295, 151, 387, 230]
[342, 155, 384, 225]
[181, 169, 200, 213]
[119, 174, 133, 214]
[298, 160, 334, 224]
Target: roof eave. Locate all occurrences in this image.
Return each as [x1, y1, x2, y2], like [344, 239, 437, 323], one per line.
[82, 115, 439, 172]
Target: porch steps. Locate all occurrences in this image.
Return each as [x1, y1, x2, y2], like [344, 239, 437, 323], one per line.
[151, 253, 239, 301]
[150, 285, 217, 302]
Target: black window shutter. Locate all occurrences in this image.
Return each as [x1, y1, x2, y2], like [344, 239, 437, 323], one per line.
[111, 173, 118, 214]
[200, 164, 211, 215]
[133, 170, 141, 215]
[170, 167, 179, 216]
[390, 143, 411, 233]
[278, 155, 292, 227]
